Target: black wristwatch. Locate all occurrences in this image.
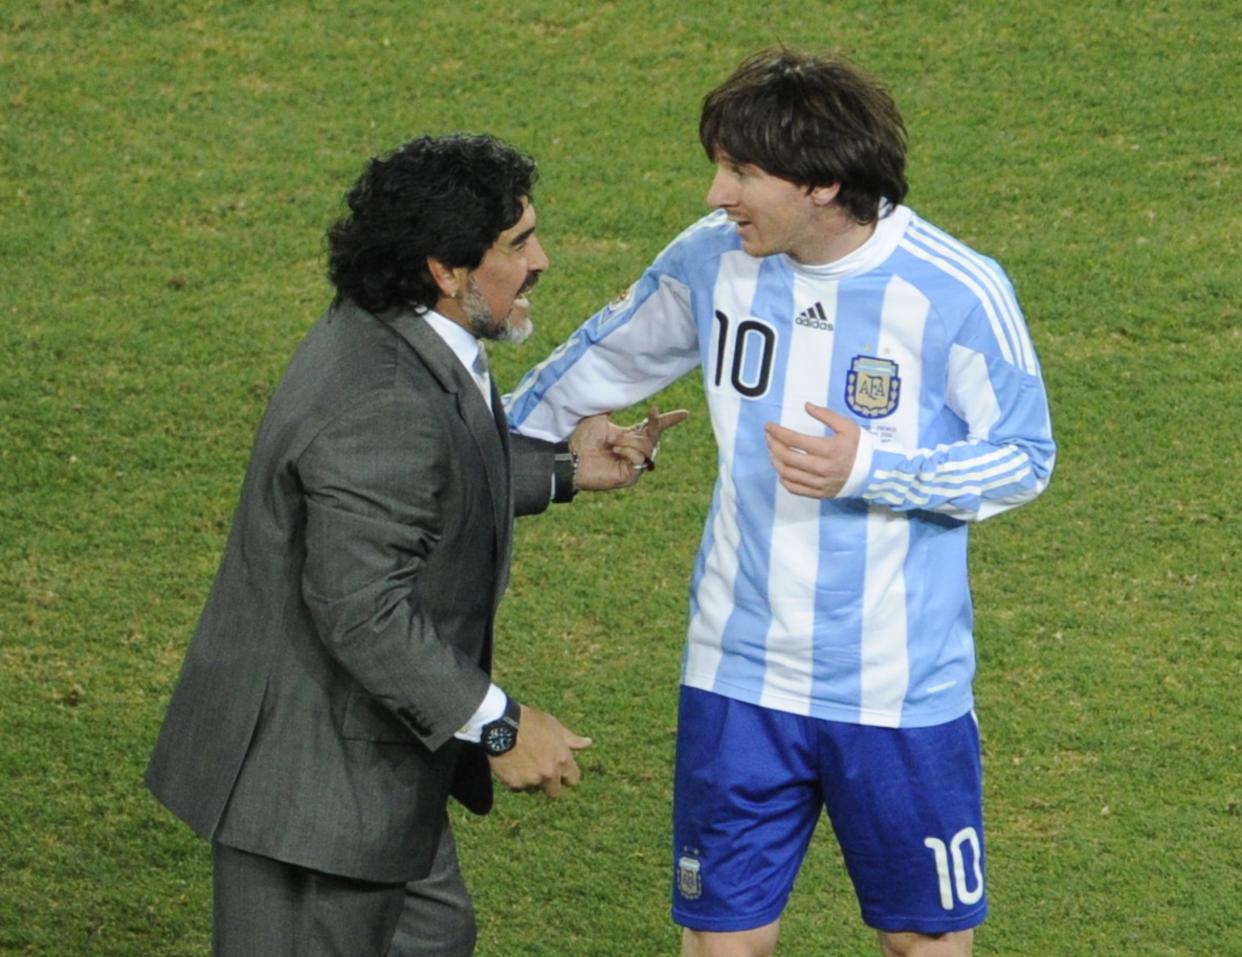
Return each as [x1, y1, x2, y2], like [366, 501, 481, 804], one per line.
[480, 695, 521, 756]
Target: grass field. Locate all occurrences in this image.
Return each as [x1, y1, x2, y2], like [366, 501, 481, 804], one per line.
[2, 1, 1239, 954]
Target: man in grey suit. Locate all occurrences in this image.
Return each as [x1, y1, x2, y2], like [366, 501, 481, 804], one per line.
[147, 134, 680, 956]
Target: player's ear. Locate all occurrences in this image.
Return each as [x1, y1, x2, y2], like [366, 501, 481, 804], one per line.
[808, 182, 841, 207]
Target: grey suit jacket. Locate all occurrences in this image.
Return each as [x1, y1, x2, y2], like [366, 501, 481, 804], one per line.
[147, 300, 559, 883]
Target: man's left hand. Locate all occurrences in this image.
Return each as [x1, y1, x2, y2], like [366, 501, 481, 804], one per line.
[764, 403, 860, 499]
[570, 407, 690, 491]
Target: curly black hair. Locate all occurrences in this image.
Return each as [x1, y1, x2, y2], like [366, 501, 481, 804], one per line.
[327, 134, 538, 314]
[700, 47, 908, 225]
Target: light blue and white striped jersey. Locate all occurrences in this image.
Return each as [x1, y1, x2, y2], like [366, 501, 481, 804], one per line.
[506, 206, 1055, 728]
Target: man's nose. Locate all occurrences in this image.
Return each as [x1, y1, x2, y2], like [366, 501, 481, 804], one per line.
[706, 168, 734, 209]
[528, 235, 550, 272]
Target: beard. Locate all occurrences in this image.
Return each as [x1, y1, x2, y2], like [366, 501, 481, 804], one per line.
[462, 277, 534, 344]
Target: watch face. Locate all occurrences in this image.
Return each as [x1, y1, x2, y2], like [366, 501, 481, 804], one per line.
[483, 722, 517, 755]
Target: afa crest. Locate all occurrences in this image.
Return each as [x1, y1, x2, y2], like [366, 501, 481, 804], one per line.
[845, 355, 901, 419]
[677, 854, 702, 900]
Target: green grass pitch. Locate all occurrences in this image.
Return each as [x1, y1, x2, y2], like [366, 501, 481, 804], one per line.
[1, 2, 1238, 954]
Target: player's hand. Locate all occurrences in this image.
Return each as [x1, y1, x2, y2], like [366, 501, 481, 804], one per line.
[570, 407, 690, 490]
[764, 403, 860, 499]
[488, 705, 592, 799]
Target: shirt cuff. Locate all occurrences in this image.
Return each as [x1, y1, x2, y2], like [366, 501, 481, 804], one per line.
[836, 426, 877, 499]
[453, 683, 507, 743]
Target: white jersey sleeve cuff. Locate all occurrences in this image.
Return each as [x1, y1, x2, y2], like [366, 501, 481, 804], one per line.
[836, 426, 877, 500]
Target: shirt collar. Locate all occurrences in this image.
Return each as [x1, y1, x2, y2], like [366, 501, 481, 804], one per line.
[421, 308, 485, 376]
[784, 204, 913, 280]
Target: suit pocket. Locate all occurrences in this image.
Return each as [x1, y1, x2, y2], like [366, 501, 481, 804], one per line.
[339, 690, 417, 744]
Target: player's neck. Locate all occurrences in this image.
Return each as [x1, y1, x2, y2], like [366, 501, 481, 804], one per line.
[788, 210, 876, 267]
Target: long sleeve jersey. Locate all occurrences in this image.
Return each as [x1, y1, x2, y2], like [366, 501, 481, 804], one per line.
[506, 206, 1055, 728]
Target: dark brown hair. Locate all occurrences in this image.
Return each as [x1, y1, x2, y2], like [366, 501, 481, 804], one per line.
[700, 47, 908, 224]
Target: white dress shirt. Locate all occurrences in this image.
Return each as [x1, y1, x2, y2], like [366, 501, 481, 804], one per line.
[421, 308, 492, 411]
[421, 308, 507, 741]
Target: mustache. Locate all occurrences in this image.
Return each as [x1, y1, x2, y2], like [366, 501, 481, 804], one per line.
[519, 274, 540, 295]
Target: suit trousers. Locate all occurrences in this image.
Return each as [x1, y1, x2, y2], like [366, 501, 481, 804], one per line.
[212, 843, 406, 957]
[388, 821, 477, 957]
[212, 822, 475, 957]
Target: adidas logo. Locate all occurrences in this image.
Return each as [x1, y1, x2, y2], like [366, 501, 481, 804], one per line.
[794, 301, 833, 331]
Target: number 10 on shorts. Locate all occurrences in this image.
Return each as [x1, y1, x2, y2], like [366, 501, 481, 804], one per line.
[923, 827, 984, 910]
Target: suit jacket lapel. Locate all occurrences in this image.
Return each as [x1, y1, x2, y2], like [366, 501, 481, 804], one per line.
[383, 308, 512, 601]
[490, 377, 515, 605]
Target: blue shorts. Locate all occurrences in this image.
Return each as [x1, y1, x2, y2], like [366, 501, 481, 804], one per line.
[672, 687, 987, 934]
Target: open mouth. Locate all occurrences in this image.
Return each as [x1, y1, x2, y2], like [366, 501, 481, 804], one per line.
[512, 273, 539, 314]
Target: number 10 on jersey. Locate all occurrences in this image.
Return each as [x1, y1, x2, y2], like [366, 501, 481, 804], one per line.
[924, 827, 984, 910]
[712, 309, 776, 399]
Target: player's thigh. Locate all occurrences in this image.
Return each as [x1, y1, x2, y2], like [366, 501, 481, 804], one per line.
[818, 711, 987, 935]
[672, 687, 822, 934]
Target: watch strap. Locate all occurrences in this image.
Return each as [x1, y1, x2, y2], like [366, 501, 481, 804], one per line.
[501, 693, 521, 727]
